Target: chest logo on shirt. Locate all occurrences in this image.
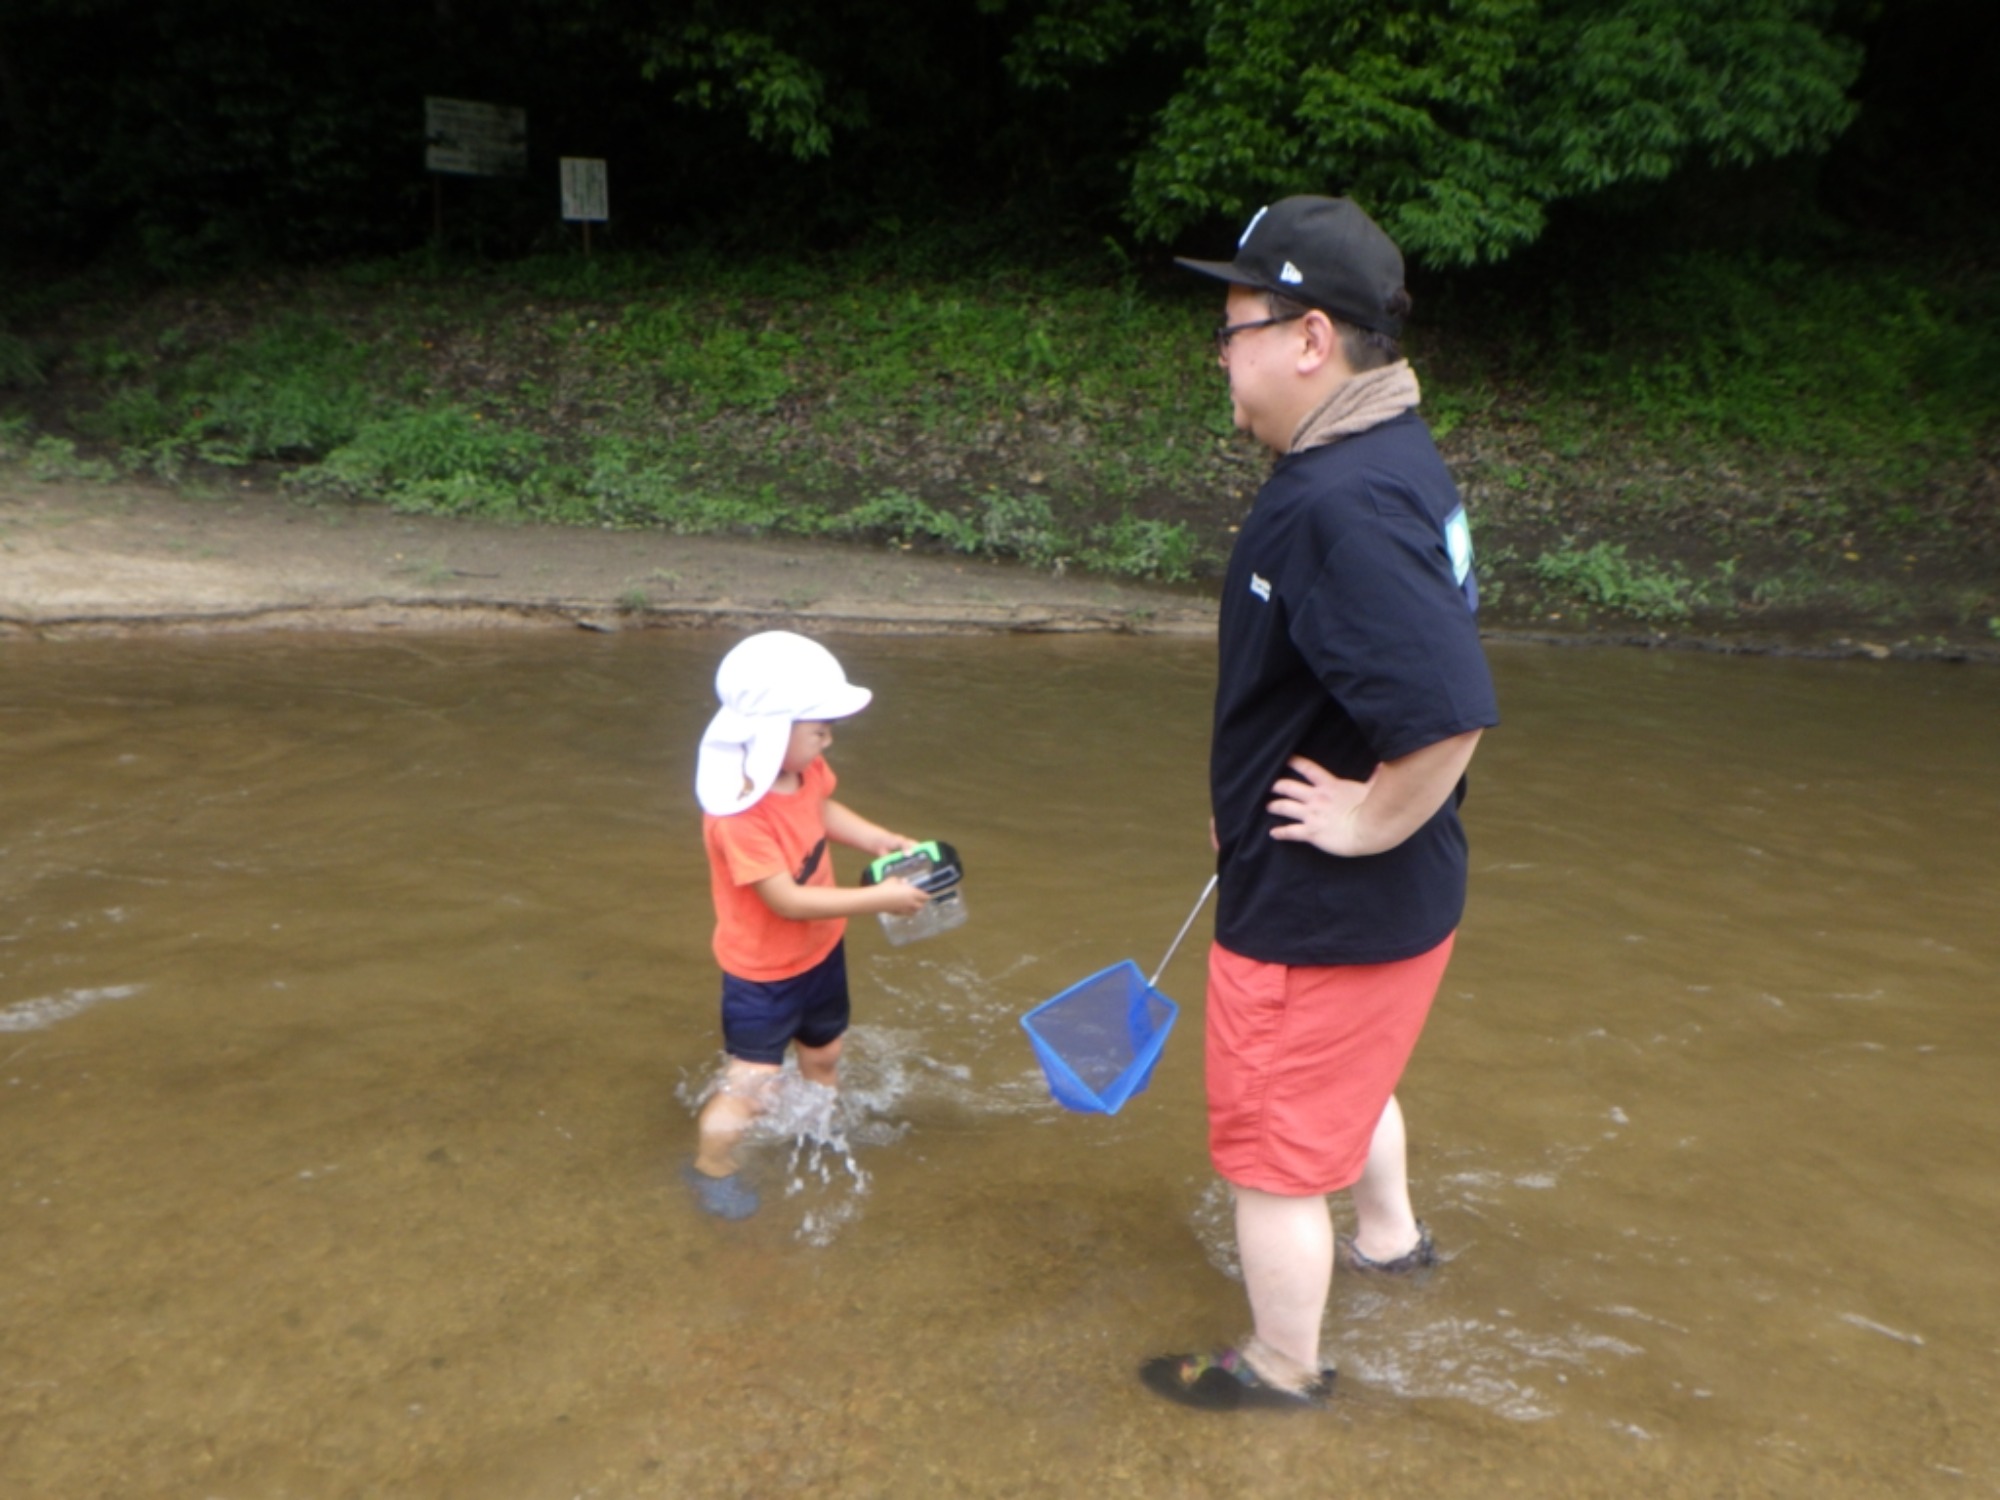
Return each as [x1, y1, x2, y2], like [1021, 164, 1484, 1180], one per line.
[795, 837, 828, 885]
[1248, 572, 1273, 602]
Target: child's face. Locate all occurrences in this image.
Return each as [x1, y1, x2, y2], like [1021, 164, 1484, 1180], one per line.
[782, 720, 835, 775]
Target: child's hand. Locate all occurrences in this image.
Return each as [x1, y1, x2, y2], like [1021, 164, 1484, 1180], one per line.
[874, 876, 932, 915]
[876, 833, 919, 857]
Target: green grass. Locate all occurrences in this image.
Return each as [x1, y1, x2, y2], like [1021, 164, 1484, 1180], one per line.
[293, 408, 558, 517]
[1530, 542, 1708, 624]
[71, 311, 394, 473]
[212, 255, 1219, 578]
[1746, 566, 1917, 621]
[24, 435, 119, 484]
[1525, 249, 1998, 473]
[0, 332, 44, 389]
[3, 240, 1992, 600]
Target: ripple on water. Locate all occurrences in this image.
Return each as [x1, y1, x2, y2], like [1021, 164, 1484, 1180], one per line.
[1185, 1178, 1653, 1424]
[1339, 1314, 1645, 1423]
[0, 984, 143, 1032]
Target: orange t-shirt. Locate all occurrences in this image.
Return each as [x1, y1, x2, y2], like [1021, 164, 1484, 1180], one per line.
[702, 756, 845, 982]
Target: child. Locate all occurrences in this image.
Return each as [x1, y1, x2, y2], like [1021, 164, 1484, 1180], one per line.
[686, 631, 930, 1219]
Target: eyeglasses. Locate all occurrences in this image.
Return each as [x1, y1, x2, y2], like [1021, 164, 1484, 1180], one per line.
[1213, 313, 1303, 356]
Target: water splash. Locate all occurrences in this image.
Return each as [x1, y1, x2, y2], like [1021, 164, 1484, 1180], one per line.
[676, 1035, 918, 1246]
[765, 1075, 872, 1248]
[1181, 1174, 1657, 1423]
[669, 987, 1073, 1242]
[1190, 1176, 1242, 1282]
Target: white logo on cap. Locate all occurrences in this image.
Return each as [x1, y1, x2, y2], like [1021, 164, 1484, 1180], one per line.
[1238, 206, 1270, 248]
[1280, 261, 1304, 284]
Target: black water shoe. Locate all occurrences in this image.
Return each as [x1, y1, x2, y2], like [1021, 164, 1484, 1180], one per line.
[1139, 1347, 1334, 1412]
[1337, 1220, 1437, 1275]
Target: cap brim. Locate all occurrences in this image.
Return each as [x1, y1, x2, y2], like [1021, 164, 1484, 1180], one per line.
[795, 683, 872, 722]
[1174, 256, 1272, 292]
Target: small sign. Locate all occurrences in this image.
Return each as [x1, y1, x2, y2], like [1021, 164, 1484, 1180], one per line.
[560, 158, 609, 223]
[425, 97, 527, 177]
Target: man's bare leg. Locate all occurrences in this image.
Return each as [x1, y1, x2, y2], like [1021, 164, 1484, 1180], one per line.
[1233, 1184, 1333, 1384]
[1348, 1093, 1424, 1263]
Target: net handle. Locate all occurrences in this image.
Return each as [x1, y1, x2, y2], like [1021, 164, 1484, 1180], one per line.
[1148, 874, 1219, 990]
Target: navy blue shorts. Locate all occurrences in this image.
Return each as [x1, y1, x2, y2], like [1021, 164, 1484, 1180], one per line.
[719, 942, 851, 1065]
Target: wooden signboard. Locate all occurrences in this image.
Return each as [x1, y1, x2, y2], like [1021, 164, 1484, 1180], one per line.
[424, 97, 527, 178]
[560, 158, 609, 222]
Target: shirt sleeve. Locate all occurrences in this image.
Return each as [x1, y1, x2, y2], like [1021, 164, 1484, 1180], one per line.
[1287, 478, 1498, 763]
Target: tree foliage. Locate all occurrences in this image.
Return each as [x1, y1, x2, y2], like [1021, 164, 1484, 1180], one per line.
[0, 0, 1934, 276]
[1119, 0, 1862, 264]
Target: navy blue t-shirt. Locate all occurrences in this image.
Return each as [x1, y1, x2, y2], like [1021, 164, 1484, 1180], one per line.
[1211, 410, 1499, 966]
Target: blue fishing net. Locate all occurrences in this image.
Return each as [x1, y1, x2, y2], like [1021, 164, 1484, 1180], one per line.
[1020, 960, 1179, 1115]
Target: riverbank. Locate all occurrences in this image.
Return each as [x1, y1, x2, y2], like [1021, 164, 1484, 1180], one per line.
[6, 472, 1997, 662]
[4, 250, 1994, 657]
[0, 474, 1214, 639]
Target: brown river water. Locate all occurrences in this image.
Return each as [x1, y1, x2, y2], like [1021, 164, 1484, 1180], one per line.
[2, 632, 1995, 1499]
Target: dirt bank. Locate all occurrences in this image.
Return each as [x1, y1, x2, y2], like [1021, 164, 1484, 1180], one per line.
[5, 473, 1997, 662]
[0, 476, 1216, 639]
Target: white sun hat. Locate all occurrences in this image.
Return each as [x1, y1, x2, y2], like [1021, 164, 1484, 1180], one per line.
[694, 631, 873, 815]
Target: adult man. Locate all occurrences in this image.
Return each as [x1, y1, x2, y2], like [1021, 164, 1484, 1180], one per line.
[1142, 196, 1498, 1411]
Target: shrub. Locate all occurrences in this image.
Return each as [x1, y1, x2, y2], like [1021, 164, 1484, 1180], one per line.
[293, 408, 551, 515]
[1080, 514, 1200, 582]
[1530, 542, 1701, 623]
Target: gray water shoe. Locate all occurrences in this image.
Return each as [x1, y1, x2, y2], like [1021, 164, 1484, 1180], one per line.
[683, 1161, 760, 1220]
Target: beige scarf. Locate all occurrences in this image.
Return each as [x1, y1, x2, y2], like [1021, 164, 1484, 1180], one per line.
[1288, 360, 1421, 454]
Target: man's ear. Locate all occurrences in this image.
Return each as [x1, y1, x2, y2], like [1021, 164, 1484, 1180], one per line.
[1297, 309, 1341, 374]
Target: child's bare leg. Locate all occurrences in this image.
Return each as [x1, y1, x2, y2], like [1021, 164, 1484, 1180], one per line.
[794, 1033, 843, 1090]
[694, 1059, 778, 1178]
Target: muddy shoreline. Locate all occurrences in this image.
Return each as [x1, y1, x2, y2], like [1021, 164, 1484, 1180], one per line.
[5, 476, 1996, 663]
[0, 478, 1216, 640]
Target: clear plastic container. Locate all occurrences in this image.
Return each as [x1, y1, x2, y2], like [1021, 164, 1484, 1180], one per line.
[869, 845, 968, 946]
[879, 887, 968, 946]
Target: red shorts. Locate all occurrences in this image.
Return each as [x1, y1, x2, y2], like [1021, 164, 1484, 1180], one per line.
[1205, 935, 1453, 1197]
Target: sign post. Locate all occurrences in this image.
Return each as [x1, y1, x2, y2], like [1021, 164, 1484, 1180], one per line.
[423, 97, 529, 244]
[559, 157, 609, 255]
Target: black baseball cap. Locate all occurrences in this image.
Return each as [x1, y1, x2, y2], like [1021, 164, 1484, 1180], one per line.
[1175, 196, 1406, 336]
